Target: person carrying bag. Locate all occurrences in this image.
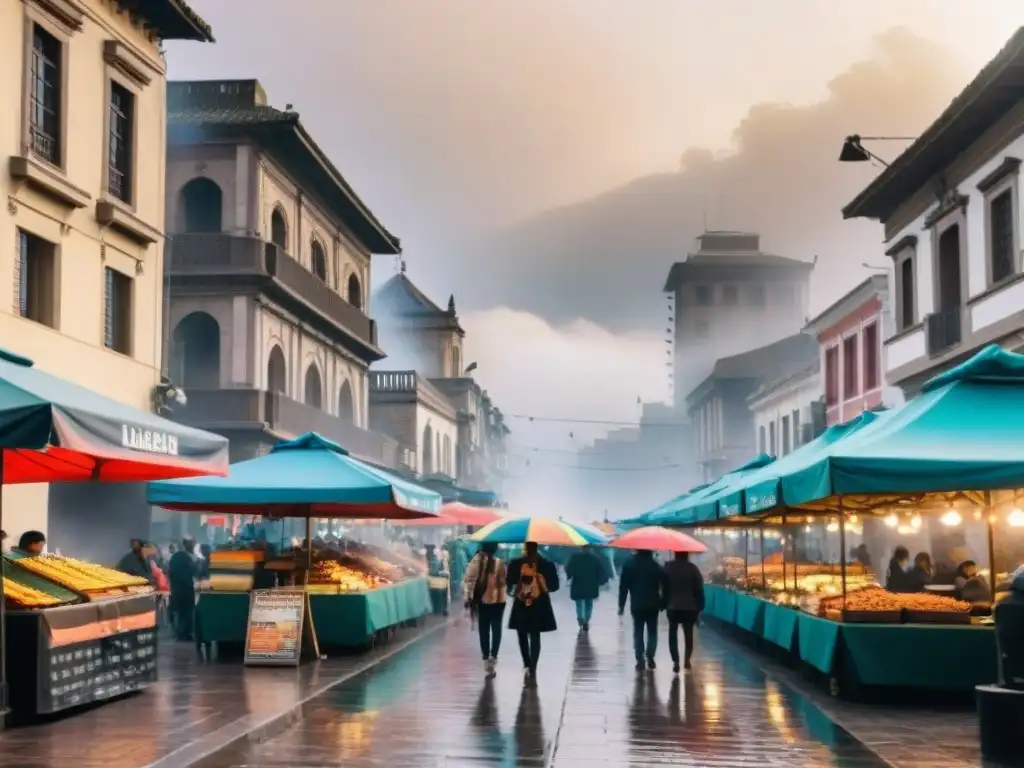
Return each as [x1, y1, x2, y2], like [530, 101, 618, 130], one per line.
[463, 542, 507, 677]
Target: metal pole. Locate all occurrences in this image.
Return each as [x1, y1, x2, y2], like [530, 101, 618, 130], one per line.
[743, 529, 750, 591]
[838, 498, 848, 600]
[986, 492, 997, 592]
[305, 517, 313, 586]
[781, 511, 787, 592]
[759, 525, 766, 591]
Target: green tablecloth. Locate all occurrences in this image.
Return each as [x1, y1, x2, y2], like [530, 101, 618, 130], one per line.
[196, 578, 432, 647]
[734, 592, 765, 634]
[704, 584, 718, 616]
[761, 601, 799, 650]
[839, 622, 997, 688]
[796, 612, 841, 674]
[710, 586, 737, 623]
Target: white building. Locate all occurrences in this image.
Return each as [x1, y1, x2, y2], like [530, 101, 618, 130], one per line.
[843, 28, 1024, 394]
[748, 363, 822, 457]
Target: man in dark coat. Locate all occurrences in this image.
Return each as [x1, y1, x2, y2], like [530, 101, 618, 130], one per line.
[507, 542, 560, 683]
[619, 550, 670, 671]
[117, 538, 154, 583]
[565, 546, 608, 632]
[168, 537, 197, 641]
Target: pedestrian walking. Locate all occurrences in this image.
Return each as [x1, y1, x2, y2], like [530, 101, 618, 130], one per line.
[507, 542, 559, 683]
[168, 537, 198, 641]
[565, 545, 608, 632]
[663, 551, 705, 673]
[618, 549, 669, 671]
[463, 542, 508, 678]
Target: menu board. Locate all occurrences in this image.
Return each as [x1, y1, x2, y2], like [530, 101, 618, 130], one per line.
[244, 590, 306, 666]
[39, 628, 158, 714]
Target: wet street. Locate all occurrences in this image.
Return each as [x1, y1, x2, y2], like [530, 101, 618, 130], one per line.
[196, 593, 890, 768]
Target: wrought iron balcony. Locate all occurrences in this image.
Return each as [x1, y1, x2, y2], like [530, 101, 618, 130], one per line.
[925, 306, 962, 357]
[171, 388, 399, 468]
[167, 233, 377, 352]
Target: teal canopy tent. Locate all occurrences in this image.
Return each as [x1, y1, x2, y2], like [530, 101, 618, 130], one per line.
[782, 345, 1024, 508]
[147, 432, 441, 520]
[648, 455, 776, 526]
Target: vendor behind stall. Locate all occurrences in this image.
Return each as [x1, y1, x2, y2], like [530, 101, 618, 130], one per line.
[885, 546, 911, 592]
[905, 552, 933, 593]
[955, 560, 991, 603]
[15, 530, 46, 556]
[117, 538, 154, 582]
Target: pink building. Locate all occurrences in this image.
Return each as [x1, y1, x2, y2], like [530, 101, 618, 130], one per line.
[804, 276, 902, 426]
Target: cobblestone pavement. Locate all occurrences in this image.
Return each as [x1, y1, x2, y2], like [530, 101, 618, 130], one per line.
[197, 593, 892, 768]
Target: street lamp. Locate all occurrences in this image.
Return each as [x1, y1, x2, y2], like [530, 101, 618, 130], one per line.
[838, 135, 917, 167]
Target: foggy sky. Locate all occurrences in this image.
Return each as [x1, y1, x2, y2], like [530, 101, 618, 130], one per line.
[167, 3, 1024, 519]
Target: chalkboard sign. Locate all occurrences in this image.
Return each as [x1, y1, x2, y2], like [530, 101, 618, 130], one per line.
[244, 590, 307, 666]
[40, 628, 158, 713]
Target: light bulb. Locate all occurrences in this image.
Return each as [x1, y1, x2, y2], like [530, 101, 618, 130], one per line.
[849, 515, 859, 524]
[973, 510, 983, 521]
[805, 516, 814, 524]
[910, 515, 922, 531]
[940, 509, 963, 527]
[826, 521, 839, 533]
[804, 525, 812, 533]
[897, 524, 915, 535]
[1009, 509, 1024, 528]
[884, 514, 898, 529]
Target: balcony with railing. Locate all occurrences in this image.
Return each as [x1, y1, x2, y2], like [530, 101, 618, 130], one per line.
[167, 233, 377, 350]
[925, 306, 962, 357]
[172, 388, 399, 468]
[369, 370, 417, 393]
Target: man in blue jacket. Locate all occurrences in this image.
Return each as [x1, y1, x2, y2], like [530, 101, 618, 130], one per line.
[618, 550, 670, 671]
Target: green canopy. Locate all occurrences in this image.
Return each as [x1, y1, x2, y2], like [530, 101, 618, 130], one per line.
[713, 410, 891, 518]
[648, 455, 775, 526]
[783, 344, 1024, 506]
[620, 483, 711, 529]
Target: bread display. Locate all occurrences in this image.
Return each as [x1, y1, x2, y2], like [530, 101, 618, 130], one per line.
[17, 554, 152, 599]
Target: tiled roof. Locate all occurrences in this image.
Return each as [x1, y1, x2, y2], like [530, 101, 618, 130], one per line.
[117, 0, 213, 42]
[168, 105, 296, 127]
[375, 274, 448, 318]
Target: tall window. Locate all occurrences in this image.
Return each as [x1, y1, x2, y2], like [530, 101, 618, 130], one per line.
[863, 323, 880, 390]
[768, 422, 777, 455]
[843, 335, 859, 398]
[347, 273, 362, 309]
[824, 346, 839, 406]
[937, 225, 962, 311]
[108, 82, 134, 203]
[304, 365, 323, 409]
[792, 409, 801, 448]
[310, 238, 327, 281]
[104, 267, 132, 354]
[758, 425, 766, 454]
[695, 285, 712, 305]
[722, 285, 738, 305]
[899, 257, 915, 330]
[30, 25, 62, 165]
[15, 229, 57, 327]
[451, 346, 461, 377]
[270, 207, 287, 250]
[990, 189, 1016, 284]
[781, 415, 791, 455]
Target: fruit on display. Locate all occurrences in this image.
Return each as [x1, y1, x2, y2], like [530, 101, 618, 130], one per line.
[310, 560, 386, 592]
[18, 554, 151, 594]
[2, 577, 64, 608]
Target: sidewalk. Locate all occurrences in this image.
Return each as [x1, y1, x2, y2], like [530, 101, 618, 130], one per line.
[196, 593, 891, 767]
[0, 616, 449, 768]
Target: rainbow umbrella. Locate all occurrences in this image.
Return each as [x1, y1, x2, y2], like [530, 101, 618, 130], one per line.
[467, 516, 608, 547]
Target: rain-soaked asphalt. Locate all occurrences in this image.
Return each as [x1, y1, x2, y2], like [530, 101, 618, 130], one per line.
[196, 591, 890, 768]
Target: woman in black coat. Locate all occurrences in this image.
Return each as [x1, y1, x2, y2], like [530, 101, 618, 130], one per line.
[507, 542, 560, 682]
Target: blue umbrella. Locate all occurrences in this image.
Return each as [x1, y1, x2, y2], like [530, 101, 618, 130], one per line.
[147, 432, 441, 519]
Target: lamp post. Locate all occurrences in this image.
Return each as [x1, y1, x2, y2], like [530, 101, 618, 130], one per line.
[838, 135, 917, 167]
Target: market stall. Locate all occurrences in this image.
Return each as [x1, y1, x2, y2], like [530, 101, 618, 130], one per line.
[633, 345, 1024, 697]
[147, 433, 441, 656]
[0, 347, 229, 721]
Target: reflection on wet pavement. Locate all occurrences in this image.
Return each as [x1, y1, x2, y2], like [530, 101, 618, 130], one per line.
[200, 594, 890, 768]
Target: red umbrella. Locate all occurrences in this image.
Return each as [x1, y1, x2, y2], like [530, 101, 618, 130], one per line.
[399, 502, 504, 527]
[609, 526, 707, 553]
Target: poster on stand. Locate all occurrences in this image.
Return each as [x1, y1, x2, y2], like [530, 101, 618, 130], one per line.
[244, 590, 318, 666]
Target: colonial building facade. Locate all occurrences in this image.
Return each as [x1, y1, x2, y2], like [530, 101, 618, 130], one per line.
[163, 79, 402, 468]
[371, 271, 509, 495]
[843, 28, 1024, 395]
[0, 0, 212, 537]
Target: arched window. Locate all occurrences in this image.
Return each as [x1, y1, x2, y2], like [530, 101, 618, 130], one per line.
[422, 424, 433, 475]
[311, 238, 327, 282]
[436, 433, 441, 474]
[171, 312, 220, 388]
[338, 379, 354, 423]
[270, 206, 288, 250]
[304, 364, 323, 409]
[347, 273, 362, 309]
[442, 435, 452, 475]
[451, 346, 461, 377]
[178, 178, 223, 233]
[267, 345, 287, 395]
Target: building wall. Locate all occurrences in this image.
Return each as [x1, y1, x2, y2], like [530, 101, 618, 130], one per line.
[415, 403, 458, 476]
[750, 373, 821, 455]
[0, 0, 171, 536]
[883, 114, 1024, 389]
[819, 298, 886, 425]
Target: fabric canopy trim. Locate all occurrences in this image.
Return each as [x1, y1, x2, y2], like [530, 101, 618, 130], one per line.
[467, 516, 608, 546]
[647, 454, 776, 527]
[147, 432, 441, 519]
[399, 502, 503, 527]
[0, 347, 228, 483]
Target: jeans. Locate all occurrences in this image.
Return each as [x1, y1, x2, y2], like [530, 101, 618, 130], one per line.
[632, 611, 659, 661]
[517, 629, 541, 670]
[477, 603, 505, 659]
[575, 598, 594, 624]
[667, 609, 699, 665]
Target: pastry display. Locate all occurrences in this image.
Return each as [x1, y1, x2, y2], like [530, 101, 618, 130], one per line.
[309, 560, 387, 592]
